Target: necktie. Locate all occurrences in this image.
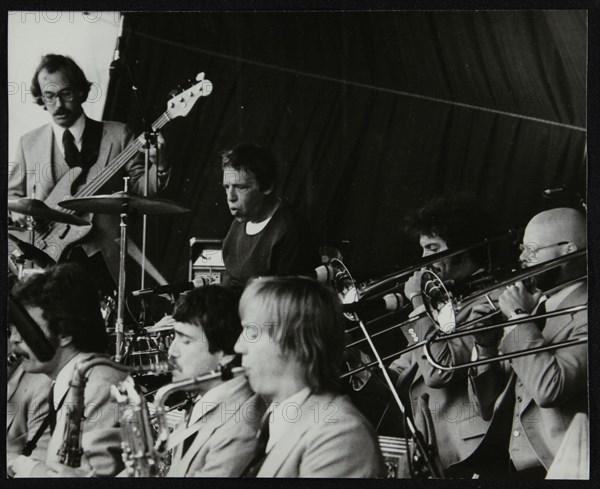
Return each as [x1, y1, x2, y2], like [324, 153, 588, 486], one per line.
[534, 299, 547, 332]
[62, 129, 81, 168]
[241, 412, 271, 478]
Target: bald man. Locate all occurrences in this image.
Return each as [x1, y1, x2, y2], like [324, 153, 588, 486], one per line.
[469, 207, 588, 479]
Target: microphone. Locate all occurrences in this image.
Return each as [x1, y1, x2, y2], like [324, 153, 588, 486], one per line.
[109, 13, 125, 78]
[132, 282, 194, 297]
[314, 264, 349, 283]
[314, 264, 335, 282]
[132, 277, 210, 297]
[8, 296, 56, 362]
[343, 292, 406, 314]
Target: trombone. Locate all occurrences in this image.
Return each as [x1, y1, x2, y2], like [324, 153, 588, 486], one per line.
[354, 229, 518, 301]
[340, 248, 587, 377]
[418, 249, 587, 371]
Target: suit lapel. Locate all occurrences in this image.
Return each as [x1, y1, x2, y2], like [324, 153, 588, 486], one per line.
[171, 403, 223, 476]
[259, 393, 333, 476]
[6, 367, 25, 432]
[7, 364, 25, 403]
[81, 118, 104, 169]
[31, 125, 56, 200]
[94, 122, 113, 169]
[170, 377, 253, 476]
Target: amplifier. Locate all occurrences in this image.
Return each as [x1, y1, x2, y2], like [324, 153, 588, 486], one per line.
[189, 238, 225, 284]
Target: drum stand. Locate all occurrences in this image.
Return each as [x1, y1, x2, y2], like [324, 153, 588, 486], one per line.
[115, 177, 131, 362]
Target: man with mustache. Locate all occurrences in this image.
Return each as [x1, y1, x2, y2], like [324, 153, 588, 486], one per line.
[7, 263, 128, 477]
[469, 207, 588, 479]
[164, 285, 266, 477]
[8, 54, 170, 293]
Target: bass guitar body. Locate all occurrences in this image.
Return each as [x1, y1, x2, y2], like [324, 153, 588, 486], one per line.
[32, 167, 94, 262]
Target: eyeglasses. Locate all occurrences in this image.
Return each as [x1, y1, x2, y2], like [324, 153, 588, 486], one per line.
[42, 88, 75, 104]
[519, 241, 569, 256]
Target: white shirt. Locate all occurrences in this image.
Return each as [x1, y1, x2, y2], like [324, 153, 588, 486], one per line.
[265, 387, 311, 453]
[52, 112, 86, 155]
[245, 199, 281, 235]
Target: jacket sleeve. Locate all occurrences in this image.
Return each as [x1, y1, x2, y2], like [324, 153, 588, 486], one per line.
[467, 360, 510, 420]
[499, 308, 587, 408]
[411, 315, 472, 388]
[77, 367, 128, 476]
[8, 138, 27, 199]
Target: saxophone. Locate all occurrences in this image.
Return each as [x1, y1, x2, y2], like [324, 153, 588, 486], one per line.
[112, 360, 244, 477]
[111, 378, 162, 477]
[56, 355, 162, 469]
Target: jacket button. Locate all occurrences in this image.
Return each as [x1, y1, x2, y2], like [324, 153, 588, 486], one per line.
[517, 396, 522, 402]
[513, 430, 520, 437]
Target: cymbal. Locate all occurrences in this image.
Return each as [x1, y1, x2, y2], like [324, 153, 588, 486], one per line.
[58, 192, 190, 215]
[8, 233, 56, 268]
[8, 198, 91, 226]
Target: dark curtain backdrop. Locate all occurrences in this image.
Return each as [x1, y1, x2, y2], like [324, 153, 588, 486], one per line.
[104, 11, 586, 283]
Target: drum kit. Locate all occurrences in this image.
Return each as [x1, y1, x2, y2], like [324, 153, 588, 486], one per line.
[8, 184, 189, 365]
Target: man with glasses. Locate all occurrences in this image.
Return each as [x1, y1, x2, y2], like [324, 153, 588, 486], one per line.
[469, 207, 588, 479]
[8, 54, 170, 291]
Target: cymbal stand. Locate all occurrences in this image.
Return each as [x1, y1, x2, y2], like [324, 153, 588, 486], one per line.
[115, 177, 131, 362]
[26, 185, 37, 270]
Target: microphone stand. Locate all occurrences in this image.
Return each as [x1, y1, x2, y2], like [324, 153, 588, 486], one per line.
[110, 13, 158, 327]
[351, 312, 443, 478]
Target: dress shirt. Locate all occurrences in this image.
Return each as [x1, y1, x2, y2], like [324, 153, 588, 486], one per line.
[265, 387, 311, 453]
[52, 112, 85, 155]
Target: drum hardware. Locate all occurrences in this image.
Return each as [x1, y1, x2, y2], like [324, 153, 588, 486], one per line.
[58, 184, 190, 362]
[8, 197, 91, 226]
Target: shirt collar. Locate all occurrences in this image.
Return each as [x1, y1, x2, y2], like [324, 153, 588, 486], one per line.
[245, 199, 281, 235]
[53, 352, 87, 408]
[52, 112, 86, 153]
[266, 387, 311, 453]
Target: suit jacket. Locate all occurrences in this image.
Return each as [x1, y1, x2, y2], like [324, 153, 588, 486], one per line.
[256, 392, 385, 478]
[7, 363, 53, 462]
[388, 298, 495, 475]
[8, 117, 165, 263]
[23, 354, 129, 477]
[469, 281, 588, 471]
[167, 376, 266, 477]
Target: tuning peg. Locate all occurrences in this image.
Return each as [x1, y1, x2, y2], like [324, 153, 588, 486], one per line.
[168, 89, 178, 98]
[196, 72, 205, 81]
